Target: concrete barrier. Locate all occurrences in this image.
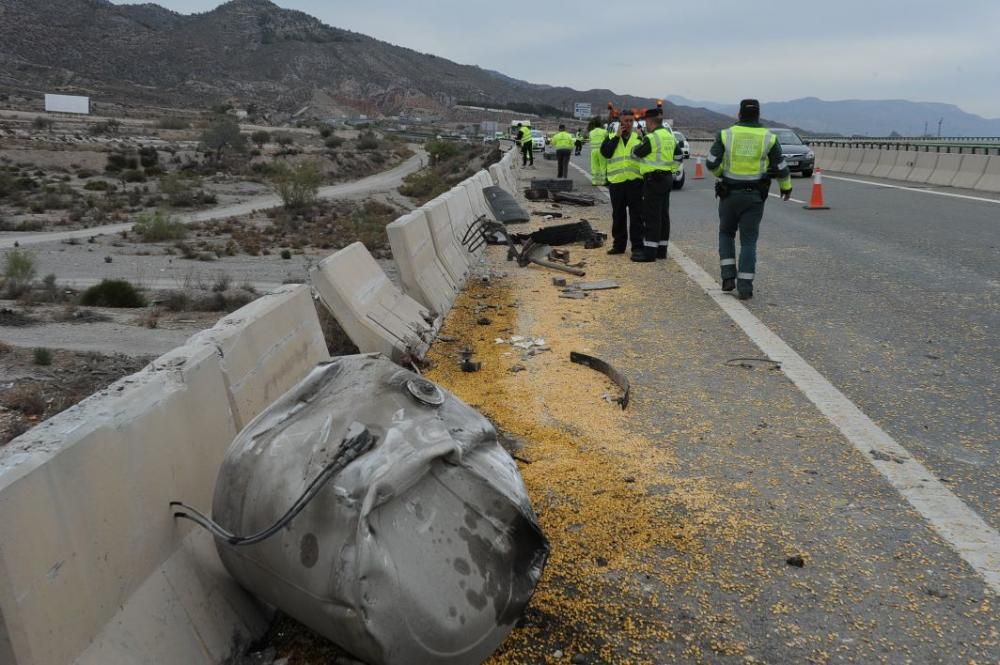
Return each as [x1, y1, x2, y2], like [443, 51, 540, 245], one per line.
[424, 192, 473, 285]
[812, 145, 828, 168]
[826, 147, 849, 172]
[0, 343, 268, 665]
[445, 185, 477, 244]
[905, 151, 939, 184]
[927, 153, 963, 187]
[856, 149, 881, 177]
[311, 241, 439, 362]
[841, 148, 865, 174]
[872, 150, 899, 179]
[974, 155, 1000, 192]
[888, 150, 916, 181]
[187, 284, 330, 430]
[386, 208, 458, 315]
[951, 154, 990, 189]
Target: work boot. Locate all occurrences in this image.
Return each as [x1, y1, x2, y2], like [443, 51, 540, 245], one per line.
[722, 278, 736, 292]
[656, 247, 667, 259]
[630, 248, 656, 263]
[607, 246, 626, 255]
[737, 288, 753, 300]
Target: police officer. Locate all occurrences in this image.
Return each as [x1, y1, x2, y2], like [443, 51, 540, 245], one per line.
[516, 122, 534, 167]
[705, 99, 791, 299]
[588, 118, 609, 187]
[601, 110, 643, 257]
[574, 128, 585, 155]
[632, 107, 683, 262]
[551, 124, 575, 178]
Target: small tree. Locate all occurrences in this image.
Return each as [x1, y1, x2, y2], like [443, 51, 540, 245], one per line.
[270, 160, 322, 210]
[32, 116, 54, 132]
[275, 134, 294, 148]
[2, 248, 37, 297]
[251, 130, 270, 149]
[356, 131, 379, 151]
[200, 117, 246, 162]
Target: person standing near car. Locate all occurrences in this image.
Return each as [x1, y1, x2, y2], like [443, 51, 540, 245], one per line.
[516, 123, 534, 167]
[601, 110, 644, 257]
[705, 99, 791, 299]
[551, 124, 575, 178]
[631, 107, 683, 262]
[588, 117, 609, 186]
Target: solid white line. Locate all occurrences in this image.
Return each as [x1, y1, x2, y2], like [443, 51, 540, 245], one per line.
[768, 193, 807, 204]
[670, 245, 1000, 594]
[823, 174, 1000, 204]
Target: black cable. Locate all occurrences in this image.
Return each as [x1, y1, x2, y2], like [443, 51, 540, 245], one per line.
[171, 426, 377, 546]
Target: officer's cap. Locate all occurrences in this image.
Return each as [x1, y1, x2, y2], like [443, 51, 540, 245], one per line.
[739, 99, 761, 117]
[643, 108, 662, 119]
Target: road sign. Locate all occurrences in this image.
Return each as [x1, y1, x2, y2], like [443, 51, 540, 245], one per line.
[573, 103, 592, 120]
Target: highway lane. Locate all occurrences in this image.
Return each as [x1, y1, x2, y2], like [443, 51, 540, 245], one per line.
[573, 149, 1000, 538]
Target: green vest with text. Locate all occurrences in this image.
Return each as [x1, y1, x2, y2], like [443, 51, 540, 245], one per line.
[719, 125, 776, 181]
[606, 132, 642, 184]
[519, 126, 532, 145]
[637, 126, 679, 175]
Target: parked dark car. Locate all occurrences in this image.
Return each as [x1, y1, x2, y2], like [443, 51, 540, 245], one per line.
[771, 128, 815, 177]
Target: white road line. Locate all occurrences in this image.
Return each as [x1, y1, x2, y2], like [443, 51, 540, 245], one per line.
[768, 193, 807, 204]
[670, 244, 1000, 594]
[823, 174, 1000, 204]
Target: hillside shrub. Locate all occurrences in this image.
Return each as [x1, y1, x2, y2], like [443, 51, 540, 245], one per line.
[80, 279, 146, 308]
[133, 210, 187, 241]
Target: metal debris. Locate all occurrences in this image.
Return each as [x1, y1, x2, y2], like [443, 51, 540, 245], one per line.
[460, 347, 482, 372]
[552, 191, 596, 206]
[569, 351, 631, 409]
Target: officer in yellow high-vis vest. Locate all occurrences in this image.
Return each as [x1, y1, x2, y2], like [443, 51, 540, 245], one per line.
[515, 122, 534, 167]
[632, 107, 684, 262]
[551, 124, 575, 178]
[706, 99, 792, 299]
[600, 109, 643, 257]
[588, 119, 609, 186]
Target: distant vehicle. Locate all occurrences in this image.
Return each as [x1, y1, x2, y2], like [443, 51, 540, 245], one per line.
[673, 130, 690, 160]
[530, 129, 545, 150]
[770, 128, 815, 177]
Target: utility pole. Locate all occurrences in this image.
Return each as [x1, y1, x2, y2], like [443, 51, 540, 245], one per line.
[937, 117, 943, 138]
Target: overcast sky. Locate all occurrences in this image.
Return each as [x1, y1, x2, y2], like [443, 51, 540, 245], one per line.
[111, 0, 1000, 118]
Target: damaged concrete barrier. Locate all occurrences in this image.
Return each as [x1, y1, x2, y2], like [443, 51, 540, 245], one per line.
[0, 344, 267, 665]
[386, 208, 459, 316]
[424, 192, 474, 286]
[188, 284, 330, 430]
[209, 355, 549, 665]
[311, 241, 440, 363]
[0, 285, 331, 665]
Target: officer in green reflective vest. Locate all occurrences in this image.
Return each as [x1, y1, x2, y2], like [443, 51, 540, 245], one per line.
[600, 110, 643, 257]
[551, 124, 575, 178]
[706, 99, 792, 299]
[516, 123, 534, 167]
[632, 107, 683, 262]
[574, 129, 585, 155]
[588, 119, 609, 186]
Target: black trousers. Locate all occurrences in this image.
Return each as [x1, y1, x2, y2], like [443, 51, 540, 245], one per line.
[521, 142, 534, 166]
[574, 140, 583, 155]
[641, 171, 672, 249]
[556, 149, 572, 178]
[608, 179, 643, 251]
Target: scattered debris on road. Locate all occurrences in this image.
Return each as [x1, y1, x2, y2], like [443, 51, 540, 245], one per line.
[569, 351, 630, 409]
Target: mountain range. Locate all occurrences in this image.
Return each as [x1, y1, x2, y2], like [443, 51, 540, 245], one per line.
[0, 0, 738, 131]
[669, 95, 1000, 137]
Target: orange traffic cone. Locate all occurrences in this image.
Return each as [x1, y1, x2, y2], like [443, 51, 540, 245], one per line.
[693, 156, 705, 179]
[804, 169, 830, 210]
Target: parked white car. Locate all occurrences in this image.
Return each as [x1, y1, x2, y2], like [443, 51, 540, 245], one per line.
[530, 130, 545, 150]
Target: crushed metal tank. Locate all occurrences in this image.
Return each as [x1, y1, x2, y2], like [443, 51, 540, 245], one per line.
[211, 354, 549, 665]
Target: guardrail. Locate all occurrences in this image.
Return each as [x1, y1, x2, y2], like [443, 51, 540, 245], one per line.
[803, 137, 1000, 155]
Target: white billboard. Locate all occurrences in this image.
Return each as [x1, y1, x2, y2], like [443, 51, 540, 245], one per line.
[44, 94, 90, 115]
[573, 102, 592, 120]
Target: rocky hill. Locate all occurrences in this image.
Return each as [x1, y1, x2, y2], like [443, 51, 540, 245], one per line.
[0, 0, 737, 130]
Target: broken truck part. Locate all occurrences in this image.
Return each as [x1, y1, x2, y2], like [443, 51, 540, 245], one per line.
[173, 354, 549, 665]
[569, 351, 631, 409]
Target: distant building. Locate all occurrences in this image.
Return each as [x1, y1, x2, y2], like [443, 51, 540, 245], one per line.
[44, 94, 90, 115]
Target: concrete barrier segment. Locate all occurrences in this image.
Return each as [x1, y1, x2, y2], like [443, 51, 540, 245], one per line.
[951, 154, 990, 189]
[386, 208, 459, 316]
[841, 148, 865, 175]
[826, 146, 849, 172]
[887, 150, 917, 181]
[973, 155, 1000, 192]
[187, 284, 330, 430]
[927, 153, 963, 187]
[905, 151, 940, 184]
[856, 149, 881, 177]
[871, 150, 899, 179]
[423, 193, 473, 285]
[310, 242, 440, 363]
[0, 343, 268, 665]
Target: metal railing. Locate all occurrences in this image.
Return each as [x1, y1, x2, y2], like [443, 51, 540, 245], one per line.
[802, 136, 1000, 155]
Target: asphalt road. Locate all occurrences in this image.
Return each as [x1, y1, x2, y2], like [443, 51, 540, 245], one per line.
[572, 148, 1000, 528]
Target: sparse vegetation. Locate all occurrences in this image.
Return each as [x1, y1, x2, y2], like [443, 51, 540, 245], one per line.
[80, 279, 146, 308]
[270, 160, 323, 210]
[32, 348, 53, 367]
[356, 130, 379, 151]
[133, 210, 188, 241]
[2, 248, 37, 298]
[399, 140, 493, 204]
[157, 116, 190, 130]
[200, 116, 246, 161]
[251, 130, 270, 148]
[32, 116, 54, 132]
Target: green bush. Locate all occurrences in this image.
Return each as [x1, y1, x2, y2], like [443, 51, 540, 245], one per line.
[324, 136, 344, 150]
[33, 348, 53, 366]
[80, 280, 146, 308]
[122, 169, 147, 183]
[270, 160, 322, 210]
[133, 211, 188, 241]
[83, 180, 113, 191]
[280, 249, 292, 260]
[356, 131, 379, 151]
[3, 248, 37, 297]
[251, 130, 270, 148]
[157, 116, 190, 130]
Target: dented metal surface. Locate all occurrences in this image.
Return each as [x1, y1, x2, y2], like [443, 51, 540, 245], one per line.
[211, 354, 549, 665]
